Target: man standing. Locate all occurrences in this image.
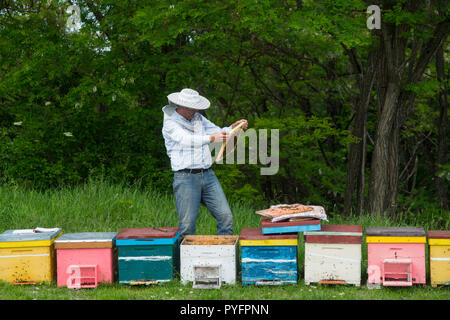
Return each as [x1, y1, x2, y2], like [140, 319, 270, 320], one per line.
[162, 88, 248, 239]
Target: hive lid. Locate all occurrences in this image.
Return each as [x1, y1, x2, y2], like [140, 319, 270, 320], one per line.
[427, 230, 450, 239]
[0, 228, 62, 242]
[304, 224, 362, 235]
[304, 225, 363, 244]
[116, 227, 179, 239]
[181, 235, 238, 246]
[240, 227, 298, 240]
[55, 232, 118, 249]
[260, 217, 320, 228]
[365, 227, 425, 237]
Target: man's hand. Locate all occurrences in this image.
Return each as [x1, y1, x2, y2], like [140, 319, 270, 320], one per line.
[210, 131, 228, 143]
[232, 119, 248, 130]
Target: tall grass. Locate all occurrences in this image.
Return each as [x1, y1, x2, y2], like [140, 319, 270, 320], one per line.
[0, 179, 447, 234]
[0, 179, 260, 234]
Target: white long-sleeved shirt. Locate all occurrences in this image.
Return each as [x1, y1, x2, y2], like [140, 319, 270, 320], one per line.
[162, 105, 232, 171]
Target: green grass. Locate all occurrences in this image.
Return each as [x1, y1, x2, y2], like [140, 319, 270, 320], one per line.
[1, 280, 449, 300]
[0, 180, 448, 300]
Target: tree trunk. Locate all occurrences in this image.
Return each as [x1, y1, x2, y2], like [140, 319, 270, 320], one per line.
[343, 49, 377, 216]
[366, 6, 448, 215]
[368, 81, 401, 215]
[435, 44, 449, 210]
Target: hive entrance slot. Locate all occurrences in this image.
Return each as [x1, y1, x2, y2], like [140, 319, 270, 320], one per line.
[67, 265, 98, 289]
[318, 280, 348, 285]
[382, 259, 412, 286]
[193, 266, 221, 289]
[255, 280, 283, 286]
[12, 281, 36, 285]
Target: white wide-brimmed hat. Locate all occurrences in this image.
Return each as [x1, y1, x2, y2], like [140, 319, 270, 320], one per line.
[167, 88, 210, 110]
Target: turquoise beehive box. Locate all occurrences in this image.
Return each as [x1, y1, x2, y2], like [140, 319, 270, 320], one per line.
[116, 227, 180, 285]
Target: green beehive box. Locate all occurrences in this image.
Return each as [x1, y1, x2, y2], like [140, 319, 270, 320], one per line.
[116, 227, 180, 285]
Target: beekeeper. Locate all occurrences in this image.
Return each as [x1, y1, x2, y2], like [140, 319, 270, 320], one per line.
[162, 88, 248, 238]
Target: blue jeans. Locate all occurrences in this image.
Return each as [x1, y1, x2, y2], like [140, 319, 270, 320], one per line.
[173, 169, 233, 238]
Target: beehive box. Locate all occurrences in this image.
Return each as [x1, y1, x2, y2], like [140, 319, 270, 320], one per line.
[304, 225, 362, 286]
[366, 227, 426, 287]
[260, 218, 321, 235]
[55, 232, 118, 288]
[239, 227, 298, 286]
[427, 230, 450, 287]
[0, 228, 62, 284]
[116, 227, 180, 285]
[180, 235, 239, 289]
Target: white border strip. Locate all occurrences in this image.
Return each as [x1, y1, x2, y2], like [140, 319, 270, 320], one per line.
[118, 256, 171, 261]
[242, 258, 296, 263]
[0, 254, 49, 258]
[430, 257, 450, 261]
[307, 252, 359, 263]
[304, 231, 362, 236]
[55, 240, 111, 243]
[119, 280, 170, 284]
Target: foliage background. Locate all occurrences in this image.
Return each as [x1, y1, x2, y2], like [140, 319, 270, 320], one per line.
[0, 0, 448, 218]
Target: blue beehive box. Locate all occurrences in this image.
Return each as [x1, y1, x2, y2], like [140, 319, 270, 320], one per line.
[261, 218, 321, 235]
[239, 227, 298, 286]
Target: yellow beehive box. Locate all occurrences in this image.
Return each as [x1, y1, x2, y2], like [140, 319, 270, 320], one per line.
[0, 228, 62, 284]
[427, 231, 450, 287]
[365, 236, 427, 243]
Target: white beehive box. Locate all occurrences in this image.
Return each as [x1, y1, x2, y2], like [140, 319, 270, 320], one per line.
[304, 225, 363, 286]
[180, 235, 239, 288]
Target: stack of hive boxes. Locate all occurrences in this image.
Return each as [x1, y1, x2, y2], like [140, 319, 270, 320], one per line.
[239, 204, 327, 286]
[238, 204, 364, 286]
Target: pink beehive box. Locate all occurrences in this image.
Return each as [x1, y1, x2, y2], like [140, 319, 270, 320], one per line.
[365, 227, 426, 287]
[55, 232, 118, 288]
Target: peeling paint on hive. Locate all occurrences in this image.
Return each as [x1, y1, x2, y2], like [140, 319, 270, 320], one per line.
[239, 228, 298, 286]
[304, 225, 362, 286]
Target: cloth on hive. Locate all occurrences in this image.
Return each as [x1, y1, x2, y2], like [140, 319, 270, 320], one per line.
[255, 204, 328, 222]
[11, 227, 60, 234]
[11, 229, 35, 234]
[34, 227, 60, 233]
